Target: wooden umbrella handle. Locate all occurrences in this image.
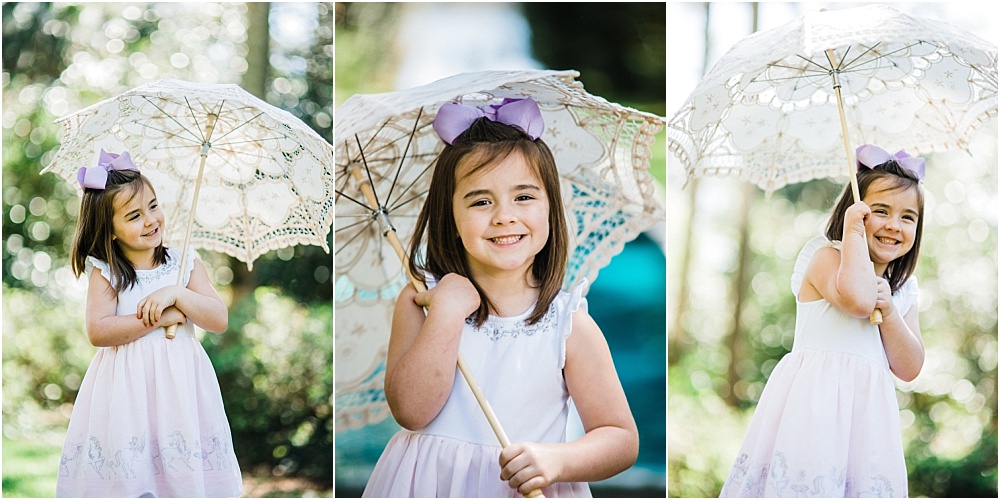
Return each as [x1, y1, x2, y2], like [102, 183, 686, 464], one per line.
[827, 49, 882, 326]
[166, 114, 218, 339]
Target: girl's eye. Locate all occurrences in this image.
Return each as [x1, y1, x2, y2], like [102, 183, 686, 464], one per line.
[515, 195, 535, 202]
[150, 204, 158, 211]
[128, 214, 140, 221]
[470, 200, 490, 207]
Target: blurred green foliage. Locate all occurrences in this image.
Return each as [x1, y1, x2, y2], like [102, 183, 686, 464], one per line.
[2, 1, 333, 492]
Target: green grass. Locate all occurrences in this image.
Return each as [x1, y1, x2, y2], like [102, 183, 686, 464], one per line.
[2, 436, 61, 498]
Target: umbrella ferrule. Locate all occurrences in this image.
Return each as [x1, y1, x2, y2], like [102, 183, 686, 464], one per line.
[375, 208, 395, 236]
[829, 68, 842, 90]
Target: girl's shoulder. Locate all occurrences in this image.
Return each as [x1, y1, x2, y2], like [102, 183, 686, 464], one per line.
[84, 255, 113, 285]
[790, 235, 837, 295]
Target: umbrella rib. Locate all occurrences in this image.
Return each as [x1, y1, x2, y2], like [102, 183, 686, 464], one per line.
[139, 95, 205, 143]
[334, 221, 374, 256]
[334, 217, 373, 233]
[793, 54, 836, 73]
[183, 96, 209, 143]
[385, 107, 424, 207]
[357, 135, 383, 209]
[385, 160, 435, 213]
[388, 189, 429, 213]
[212, 111, 268, 144]
[335, 187, 374, 212]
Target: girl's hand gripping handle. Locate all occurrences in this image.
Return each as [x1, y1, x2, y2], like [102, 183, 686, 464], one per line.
[846, 201, 883, 325]
[870, 260, 883, 324]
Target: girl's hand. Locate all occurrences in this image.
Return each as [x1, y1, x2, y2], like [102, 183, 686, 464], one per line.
[844, 201, 871, 238]
[413, 273, 480, 318]
[158, 306, 187, 328]
[499, 442, 561, 495]
[874, 276, 894, 320]
[136, 286, 181, 327]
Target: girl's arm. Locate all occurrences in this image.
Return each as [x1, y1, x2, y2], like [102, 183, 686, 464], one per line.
[136, 259, 228, 333]
[875, 277, 924, 381]
[85, 268, 187, 347]
[383, 274, 479, 430]
[499, 309, 638, 494]
[801, 202, 879, 318]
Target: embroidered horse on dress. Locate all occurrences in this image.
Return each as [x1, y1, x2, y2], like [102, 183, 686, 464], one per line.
[87, 436, 106, 479]
[160, 431, 195, 472]
[115, 435, 146, 478]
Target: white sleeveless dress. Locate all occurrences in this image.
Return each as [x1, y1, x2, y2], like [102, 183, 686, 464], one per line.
[720, 236, 917, 498]
[363, 279, 592, 497]
[56, 247, 242, 497]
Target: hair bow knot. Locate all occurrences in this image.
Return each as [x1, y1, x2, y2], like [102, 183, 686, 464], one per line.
[76, 149, 139, 190]
[856, 144, 925, 181]
[433, 97, 545, 145]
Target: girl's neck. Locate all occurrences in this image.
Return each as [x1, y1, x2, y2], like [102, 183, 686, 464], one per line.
[471, 269, 540, 317]
[123, 248, 157, 270]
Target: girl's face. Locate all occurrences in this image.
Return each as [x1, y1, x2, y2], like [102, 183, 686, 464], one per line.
[862, 177, 920, 275]
[452, 151, 550, 282]
[111, 182, 164, 267]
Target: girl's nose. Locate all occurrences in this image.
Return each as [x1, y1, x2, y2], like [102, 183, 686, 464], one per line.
[492, 206, 517, 225]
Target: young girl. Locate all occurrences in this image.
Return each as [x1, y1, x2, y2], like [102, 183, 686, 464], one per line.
[56, 150, 242, 497]
[720, 145, 927, 498]
[362, 98, 639, 497]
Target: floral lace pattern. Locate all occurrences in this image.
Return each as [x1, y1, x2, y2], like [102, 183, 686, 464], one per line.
[136, 257, 179, 285]
[467, 304, 557, 342]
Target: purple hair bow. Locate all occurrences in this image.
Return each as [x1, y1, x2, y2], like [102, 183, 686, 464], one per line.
[856, 144, 925, 181]
[433, 97, 545, 145]
[77, 149, 139, 190]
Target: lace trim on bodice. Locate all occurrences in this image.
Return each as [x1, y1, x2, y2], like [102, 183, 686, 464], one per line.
[465, 304, 557, 342]
[136, 256, 180, 284]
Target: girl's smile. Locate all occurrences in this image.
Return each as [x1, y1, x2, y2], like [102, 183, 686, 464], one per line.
[452, 151, 550, 281]
[862, 178, 919, 275]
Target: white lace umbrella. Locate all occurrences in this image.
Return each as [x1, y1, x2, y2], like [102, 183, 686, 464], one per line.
[669, 4, 997, 324]
[43, 79, 335, 336]
[669, 4, 997, 196]
[335, 69, 665, 438]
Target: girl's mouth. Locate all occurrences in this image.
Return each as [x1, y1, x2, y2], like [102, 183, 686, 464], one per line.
[143, 227, 159, 238]
[876, 236, 899, 246]
[491, 235, 523, 245]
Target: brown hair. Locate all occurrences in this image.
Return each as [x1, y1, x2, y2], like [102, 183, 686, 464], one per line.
[70, 169, 169, 294]
[824, 160, 924, 293]
[408, 117, 569, 327]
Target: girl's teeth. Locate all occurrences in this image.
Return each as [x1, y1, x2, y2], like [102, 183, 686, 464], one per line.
[492, 236, 521, 244]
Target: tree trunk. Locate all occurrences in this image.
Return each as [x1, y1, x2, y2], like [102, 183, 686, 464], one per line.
[723, 3, 759, 408]
[668, 2, 713, 366]
[229, 2, 271, 305]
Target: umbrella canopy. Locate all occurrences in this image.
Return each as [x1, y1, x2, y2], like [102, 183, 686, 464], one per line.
[668, 4, 998, 195]
[43, 79, 335, 270]
[335, 69, 665, 431]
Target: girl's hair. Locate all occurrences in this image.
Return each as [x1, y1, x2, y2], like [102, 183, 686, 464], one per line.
[408, 117, 569, 327]
[70, 169, 169, 293]
[824, 160, 924, 293]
